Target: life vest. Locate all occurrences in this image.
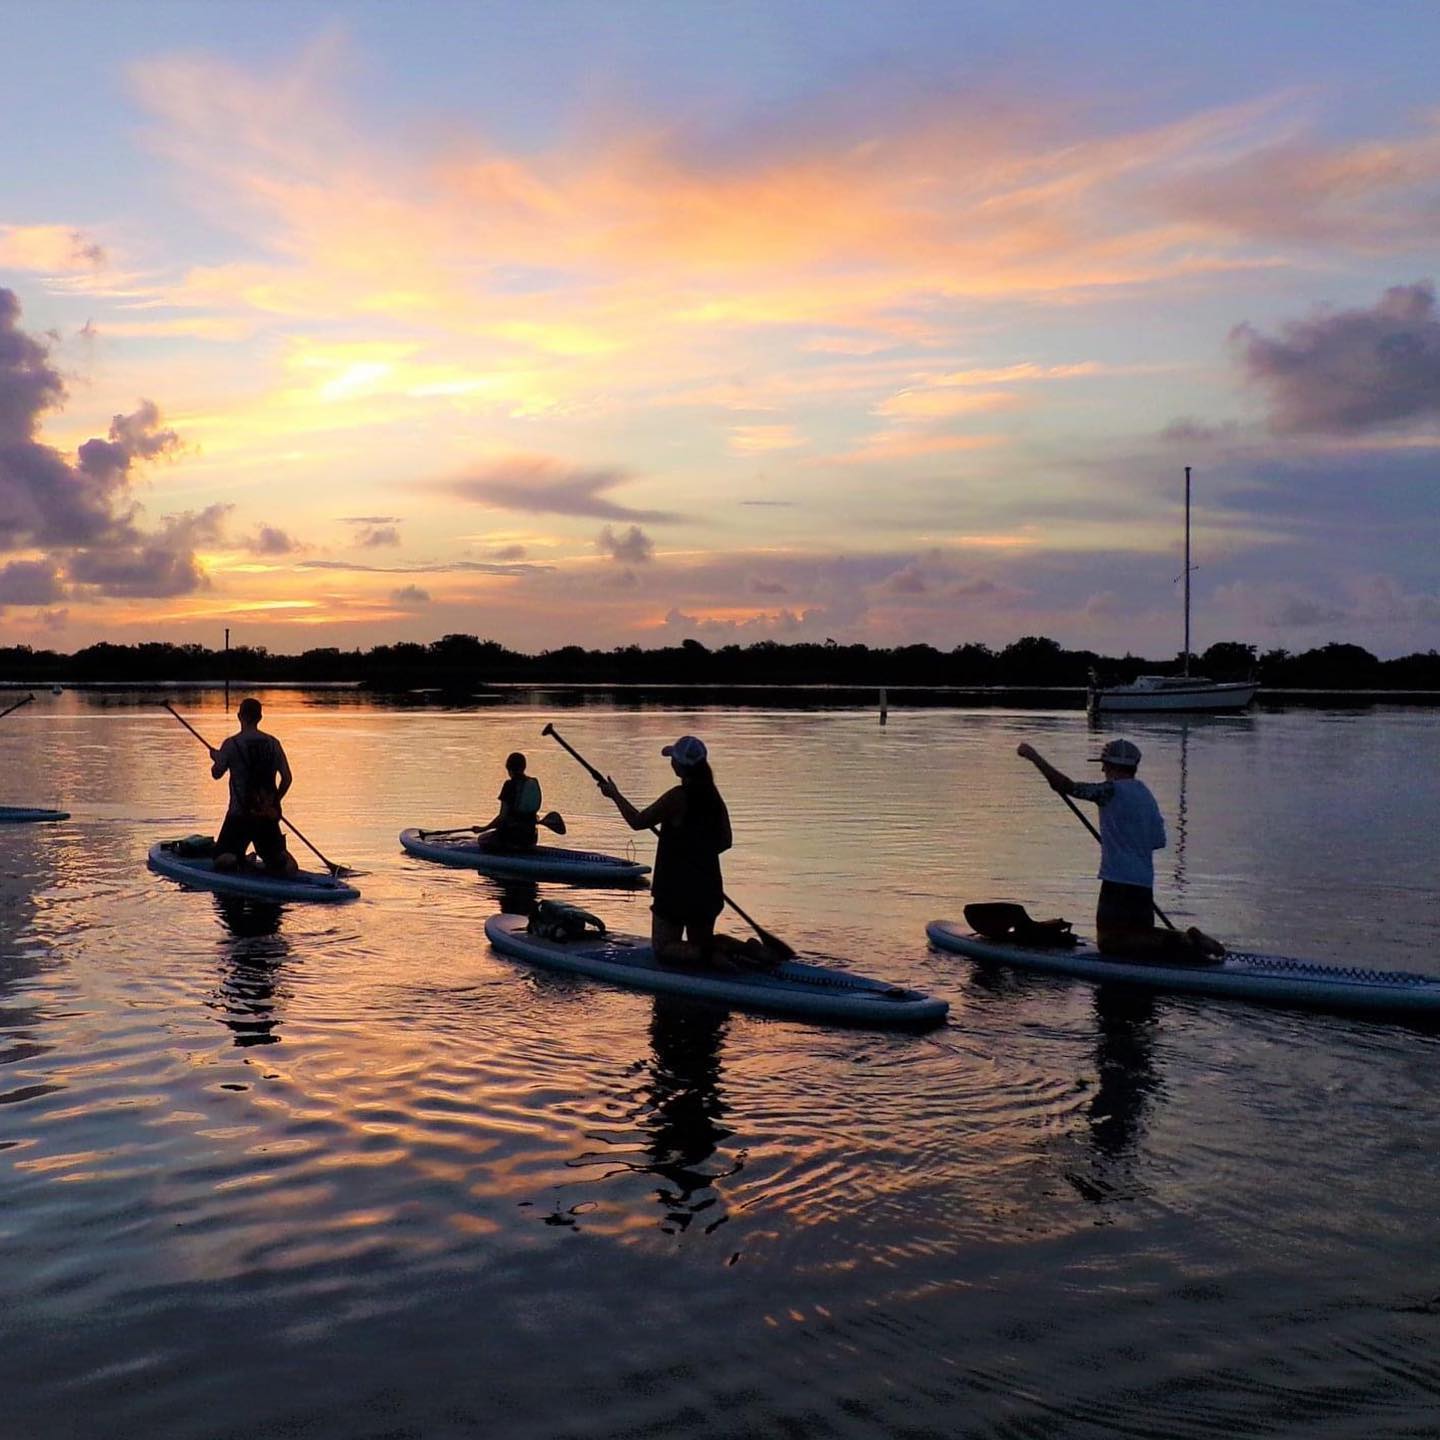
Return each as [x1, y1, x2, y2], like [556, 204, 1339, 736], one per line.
[513, 775, 541, 817]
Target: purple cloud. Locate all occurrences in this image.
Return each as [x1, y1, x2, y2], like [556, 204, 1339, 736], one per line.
[0, 558, 62, 606]
[883, 564, 928, 595]
[445, 458, 682, 522]
[596, 524, 654, 564]
[391, 584, 430, 604]
[1232, 282, 1440, 434]
[0, 289, 64, 442]
[68, 545, 207, 598]
[1159, 417, 1240, 446]
[299, 558, 549, 575]
[246, 524, 300, 555]
[0, 288, 207, 602]
[359, 524, 401, 548]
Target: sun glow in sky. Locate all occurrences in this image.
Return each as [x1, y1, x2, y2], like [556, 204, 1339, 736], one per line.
[2, 1, 1438, 657]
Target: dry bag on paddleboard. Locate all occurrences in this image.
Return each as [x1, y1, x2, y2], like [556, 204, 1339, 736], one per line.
[963, 902, 1080, 949]
[527, 899, 607, 942]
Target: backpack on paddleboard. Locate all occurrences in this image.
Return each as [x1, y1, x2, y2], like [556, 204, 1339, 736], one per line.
[964, 902, 1080, 949]
[527, 899, 607, 943]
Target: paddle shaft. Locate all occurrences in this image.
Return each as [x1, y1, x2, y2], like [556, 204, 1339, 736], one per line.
[163, 702, 216, 751]
[278, 815, 345, 876]
[0, 693, 36, 722]
[420, 812, 565, 840]
[1059, 791, 1179, 932]
[541, 722, 795, 959]
[541, 724, 604, 783]
[161, 702, 352, 876]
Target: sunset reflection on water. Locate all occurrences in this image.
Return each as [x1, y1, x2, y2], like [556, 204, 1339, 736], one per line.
[1, 691, 1438, 1438]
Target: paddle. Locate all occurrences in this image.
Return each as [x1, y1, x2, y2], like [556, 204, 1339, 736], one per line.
[0, 692, 36, 722]
[541, 721, 796, 960]
[273, 814, 358, 880]
[418, 811, 567, 840]
[159, 702, 361, 878]
[1056, 790, 1180, 932]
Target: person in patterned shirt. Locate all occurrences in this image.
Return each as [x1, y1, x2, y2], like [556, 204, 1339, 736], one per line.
[1017, 737, 1222, 962]
[209, 697, 298, 876]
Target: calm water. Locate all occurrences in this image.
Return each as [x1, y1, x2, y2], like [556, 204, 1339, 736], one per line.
[2, 692, 1438, 1439]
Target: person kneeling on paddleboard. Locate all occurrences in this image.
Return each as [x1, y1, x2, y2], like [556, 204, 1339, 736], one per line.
[478, 751, 542, 849]
[1017, 738, 1222, 963]
[209, 697, 298, 877]
[598, 735, 733, 967]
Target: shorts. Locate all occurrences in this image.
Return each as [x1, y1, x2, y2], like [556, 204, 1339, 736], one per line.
[494, 821, 538, 850]
[651, 894, 723, 931]
[216, 814, 289, 869]
[1096, 880, 1155, 934]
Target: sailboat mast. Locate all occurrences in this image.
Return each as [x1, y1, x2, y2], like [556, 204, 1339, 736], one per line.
[1183, 465, 1192, 677]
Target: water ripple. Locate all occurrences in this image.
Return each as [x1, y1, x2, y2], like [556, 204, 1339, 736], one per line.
[1, 700, 1438, 1437]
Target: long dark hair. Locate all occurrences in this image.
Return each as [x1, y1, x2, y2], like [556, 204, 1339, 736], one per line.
[678, 758, 724, 824]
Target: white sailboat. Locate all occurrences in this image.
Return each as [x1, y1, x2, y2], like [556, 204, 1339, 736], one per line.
[1089, 467, 1257, 714]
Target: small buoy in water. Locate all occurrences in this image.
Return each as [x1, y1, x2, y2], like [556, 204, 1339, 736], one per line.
[51, 685, 63, 695]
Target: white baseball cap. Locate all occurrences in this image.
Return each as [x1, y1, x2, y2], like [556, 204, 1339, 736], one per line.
[1091, 738, 1142, 769]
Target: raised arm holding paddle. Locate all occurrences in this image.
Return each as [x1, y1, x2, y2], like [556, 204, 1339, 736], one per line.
[163, 697, 357, 878]
[543, 722, 794, 964]
[204, 697, 299, 878]
[598, 734, 733, 966]
[1017, 736, 1224, 964]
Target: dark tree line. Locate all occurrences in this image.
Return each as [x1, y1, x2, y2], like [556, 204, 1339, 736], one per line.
[0, 634, 1437, 691]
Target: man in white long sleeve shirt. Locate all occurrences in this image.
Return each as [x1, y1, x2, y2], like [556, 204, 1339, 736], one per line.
[1017, 737, 1222, 962]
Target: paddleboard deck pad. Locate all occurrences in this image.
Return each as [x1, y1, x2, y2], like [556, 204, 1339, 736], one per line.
[149, 839, 360, 903]
[486, 912, 948, 1029]
[927, 918, 1440, 1019]
[0, 805, 69, 823]
[401, 828, 649, 884]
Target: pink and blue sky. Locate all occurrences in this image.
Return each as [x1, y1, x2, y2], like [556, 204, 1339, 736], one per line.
[2, 0, 1437, 656]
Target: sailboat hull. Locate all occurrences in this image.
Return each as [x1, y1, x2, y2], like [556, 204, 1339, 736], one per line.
[1090, 680, 1256, 713]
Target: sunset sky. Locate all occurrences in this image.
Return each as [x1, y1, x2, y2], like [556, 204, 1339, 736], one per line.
[2, 0, 1437, 657]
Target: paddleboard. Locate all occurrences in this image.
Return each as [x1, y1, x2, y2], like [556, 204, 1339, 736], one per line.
[148, 839, 360, 903]
[486, 912, 948, 1029]
[927, 918, 1440, 1019]
[401, 828, 650, 884]
[0, 805, 69, 823]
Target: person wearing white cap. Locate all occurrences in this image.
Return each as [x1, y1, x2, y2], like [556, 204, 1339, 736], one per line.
[597, 735, 733, 965]
[1017, 738, 1222, 961]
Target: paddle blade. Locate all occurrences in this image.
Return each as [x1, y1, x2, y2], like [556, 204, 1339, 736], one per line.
[540, 810, 567, 835]
[751, 926, 796, 962]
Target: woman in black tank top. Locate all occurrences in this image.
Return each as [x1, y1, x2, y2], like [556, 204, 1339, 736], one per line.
[598, 736, 732, 964]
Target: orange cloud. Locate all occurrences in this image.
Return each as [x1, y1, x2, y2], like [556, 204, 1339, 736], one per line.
[127, 48, 1399, 363]
[0, 224, 105, 273]
[874, 390, 1023, 420]
[15, 42, 1420, 653]
[831, 433, 1006, 464]
[728, 424, 805, 454]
